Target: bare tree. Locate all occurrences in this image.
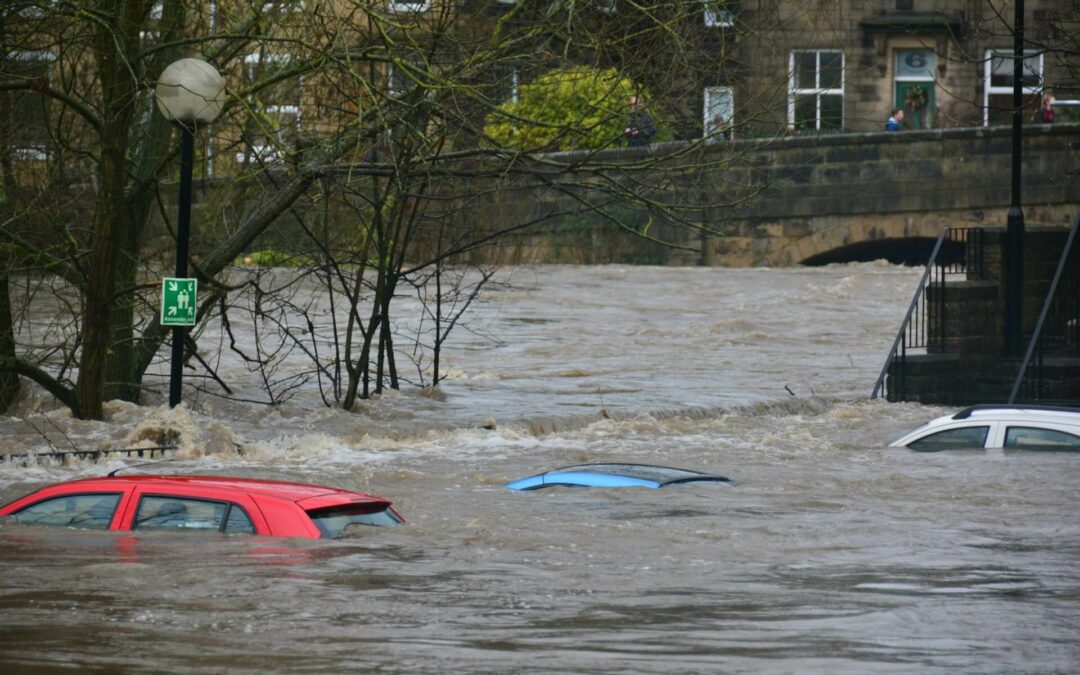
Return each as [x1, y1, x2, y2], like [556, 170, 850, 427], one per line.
[1, 0, 758, 418]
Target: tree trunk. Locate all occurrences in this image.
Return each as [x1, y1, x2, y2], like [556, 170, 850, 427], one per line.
[0, 271, 19, 411]
[75, 7, 142, 419]
[105, 0, 187, 403]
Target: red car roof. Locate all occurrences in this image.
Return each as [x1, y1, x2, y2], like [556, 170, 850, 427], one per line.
[54, 475, 383, 504]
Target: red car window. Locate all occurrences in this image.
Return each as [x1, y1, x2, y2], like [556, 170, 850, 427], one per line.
[9, 493, 122, 530]
[133, 495, 255, 535]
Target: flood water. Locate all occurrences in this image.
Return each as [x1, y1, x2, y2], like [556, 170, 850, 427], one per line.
[1, 264, 1078, 673]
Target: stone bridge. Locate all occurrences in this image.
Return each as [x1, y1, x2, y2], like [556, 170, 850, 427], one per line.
[486, 123, 1080, 267]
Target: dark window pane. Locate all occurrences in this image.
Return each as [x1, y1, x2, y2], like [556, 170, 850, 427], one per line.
[7, 55, 52, 147]
[134, 496, 226, 531]
[908, 426, 990, 452]
[13, 493, 121, 530]
[794, 94, 817, 130]
[1004, 426, 1080, 450]
[224, 505, 256, 534]
[820, 94, 844, 129]
[795, 52, 817, 89]
[307, 504, 403, 538]
[986, 93, 1039, 125]
[819, 52, 843, 89]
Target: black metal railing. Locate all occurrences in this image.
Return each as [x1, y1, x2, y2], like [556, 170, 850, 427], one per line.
[871, 227, 986, 401]
[1009, 213, 1080, 403]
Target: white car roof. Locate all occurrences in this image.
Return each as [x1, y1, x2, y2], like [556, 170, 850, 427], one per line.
[889, 404, 1080, 447]
[948, 405, 1080, 424]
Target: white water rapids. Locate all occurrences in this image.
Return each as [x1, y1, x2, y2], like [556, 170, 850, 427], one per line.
[0, 263, 1077, 673]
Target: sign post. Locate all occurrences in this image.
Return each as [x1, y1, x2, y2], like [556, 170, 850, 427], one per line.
[161, 277, 197, 327]
[157, 58, 224, 408]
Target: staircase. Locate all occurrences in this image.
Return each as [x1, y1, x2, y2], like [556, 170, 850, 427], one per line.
[873, 216, 1080, 405]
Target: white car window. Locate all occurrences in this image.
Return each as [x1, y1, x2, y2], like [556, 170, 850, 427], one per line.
[1004, 426, 1080, 450]
[908, 425, 990, 452]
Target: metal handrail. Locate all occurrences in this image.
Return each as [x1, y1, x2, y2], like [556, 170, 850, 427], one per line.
[1008, 212, 1080, 403]
[871, 228, 949, 399]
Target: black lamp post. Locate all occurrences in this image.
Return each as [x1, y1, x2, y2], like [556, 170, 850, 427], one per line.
[155, 58, 225, 407]
[1005, 0, 1026, 356]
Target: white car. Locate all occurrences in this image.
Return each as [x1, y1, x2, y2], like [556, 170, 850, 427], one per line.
[889, 405, 1080, 451]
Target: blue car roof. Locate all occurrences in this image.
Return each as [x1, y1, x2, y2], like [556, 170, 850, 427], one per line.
[505, 463, 732, 491]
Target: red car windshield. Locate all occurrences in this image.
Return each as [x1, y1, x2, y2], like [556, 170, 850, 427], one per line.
[306, 504, 403, 538]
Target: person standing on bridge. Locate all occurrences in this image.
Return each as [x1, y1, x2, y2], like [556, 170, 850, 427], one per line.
[625, 95, 657, 147]
[1033, 94, 1055, 124]
[885, 108, 904, 132]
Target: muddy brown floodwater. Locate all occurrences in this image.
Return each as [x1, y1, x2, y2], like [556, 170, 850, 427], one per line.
[1, 264, 1077, 673]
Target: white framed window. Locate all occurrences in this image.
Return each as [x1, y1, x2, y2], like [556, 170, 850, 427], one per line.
[6, 50, 55, 159]
[388, 62, 412, 98]
[704, 1, 733, 27]
[140, 1, 163, 45]
[703, 86, 733, 141]
[17, 1, 57, 18]
[493, 65, 520, 105]
[596, 0, 617, 14]
[895, 49, 935, 83]
[236, 52, 302, 164]
[388, 0, 429, 13]
[983, 49, 1043, 126]
[788, 50, 844, 132]
[260, 0, 304, 11]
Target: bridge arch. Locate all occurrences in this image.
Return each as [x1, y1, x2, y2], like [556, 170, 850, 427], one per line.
[799, 236, 964, 267]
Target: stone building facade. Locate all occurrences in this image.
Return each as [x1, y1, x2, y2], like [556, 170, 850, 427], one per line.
[695, 0, 1077, 137]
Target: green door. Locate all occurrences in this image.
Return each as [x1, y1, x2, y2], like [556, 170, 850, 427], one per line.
[895, 81, 935, 129]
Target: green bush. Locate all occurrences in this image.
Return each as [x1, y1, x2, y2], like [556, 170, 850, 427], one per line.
[485, 66, 659, 151]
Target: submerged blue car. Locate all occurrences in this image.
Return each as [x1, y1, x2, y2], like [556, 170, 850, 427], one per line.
[505, 463, 732, 491]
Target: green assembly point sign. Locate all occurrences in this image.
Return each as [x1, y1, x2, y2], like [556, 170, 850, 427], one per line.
[161, 277, 197, 327]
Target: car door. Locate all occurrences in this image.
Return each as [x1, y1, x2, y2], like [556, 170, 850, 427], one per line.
[905, 421, 997, 451]
[1, 484, 136, 531]
[1001, 423, 1080, 450]
[118, 486, 267, 535]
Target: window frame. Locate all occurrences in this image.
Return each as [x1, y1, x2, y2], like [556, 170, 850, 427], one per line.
[260, 0, 305, 12]
[703, 1, 734, 27]
[236, 52, 302, 164]
[387, 0, 430, 13]
[1003, 425, 1080, 450]
[906, 425, 991, 452]
[7, 49, 56, 160]
[703, 86, 734, 140]
[788, 49, 845, 133]
[131, 494, 256, 534]
[983, 48, 1043, 127]
[11, 492, 123, 530]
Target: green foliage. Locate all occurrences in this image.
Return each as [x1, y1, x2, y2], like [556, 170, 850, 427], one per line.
[237, 249, 314, 268]
[485, 66, 656, 151]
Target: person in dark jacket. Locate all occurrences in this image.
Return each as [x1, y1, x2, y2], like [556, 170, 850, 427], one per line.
[624, 96, 656, 147]
[1033, 95, 1055, 123]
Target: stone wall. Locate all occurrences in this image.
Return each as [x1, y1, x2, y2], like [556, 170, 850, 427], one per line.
[485, 122, 1080, 267]
[165, 123, 1080, 269]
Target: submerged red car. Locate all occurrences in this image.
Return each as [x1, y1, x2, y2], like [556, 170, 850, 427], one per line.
[0, 475, 403, 539]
